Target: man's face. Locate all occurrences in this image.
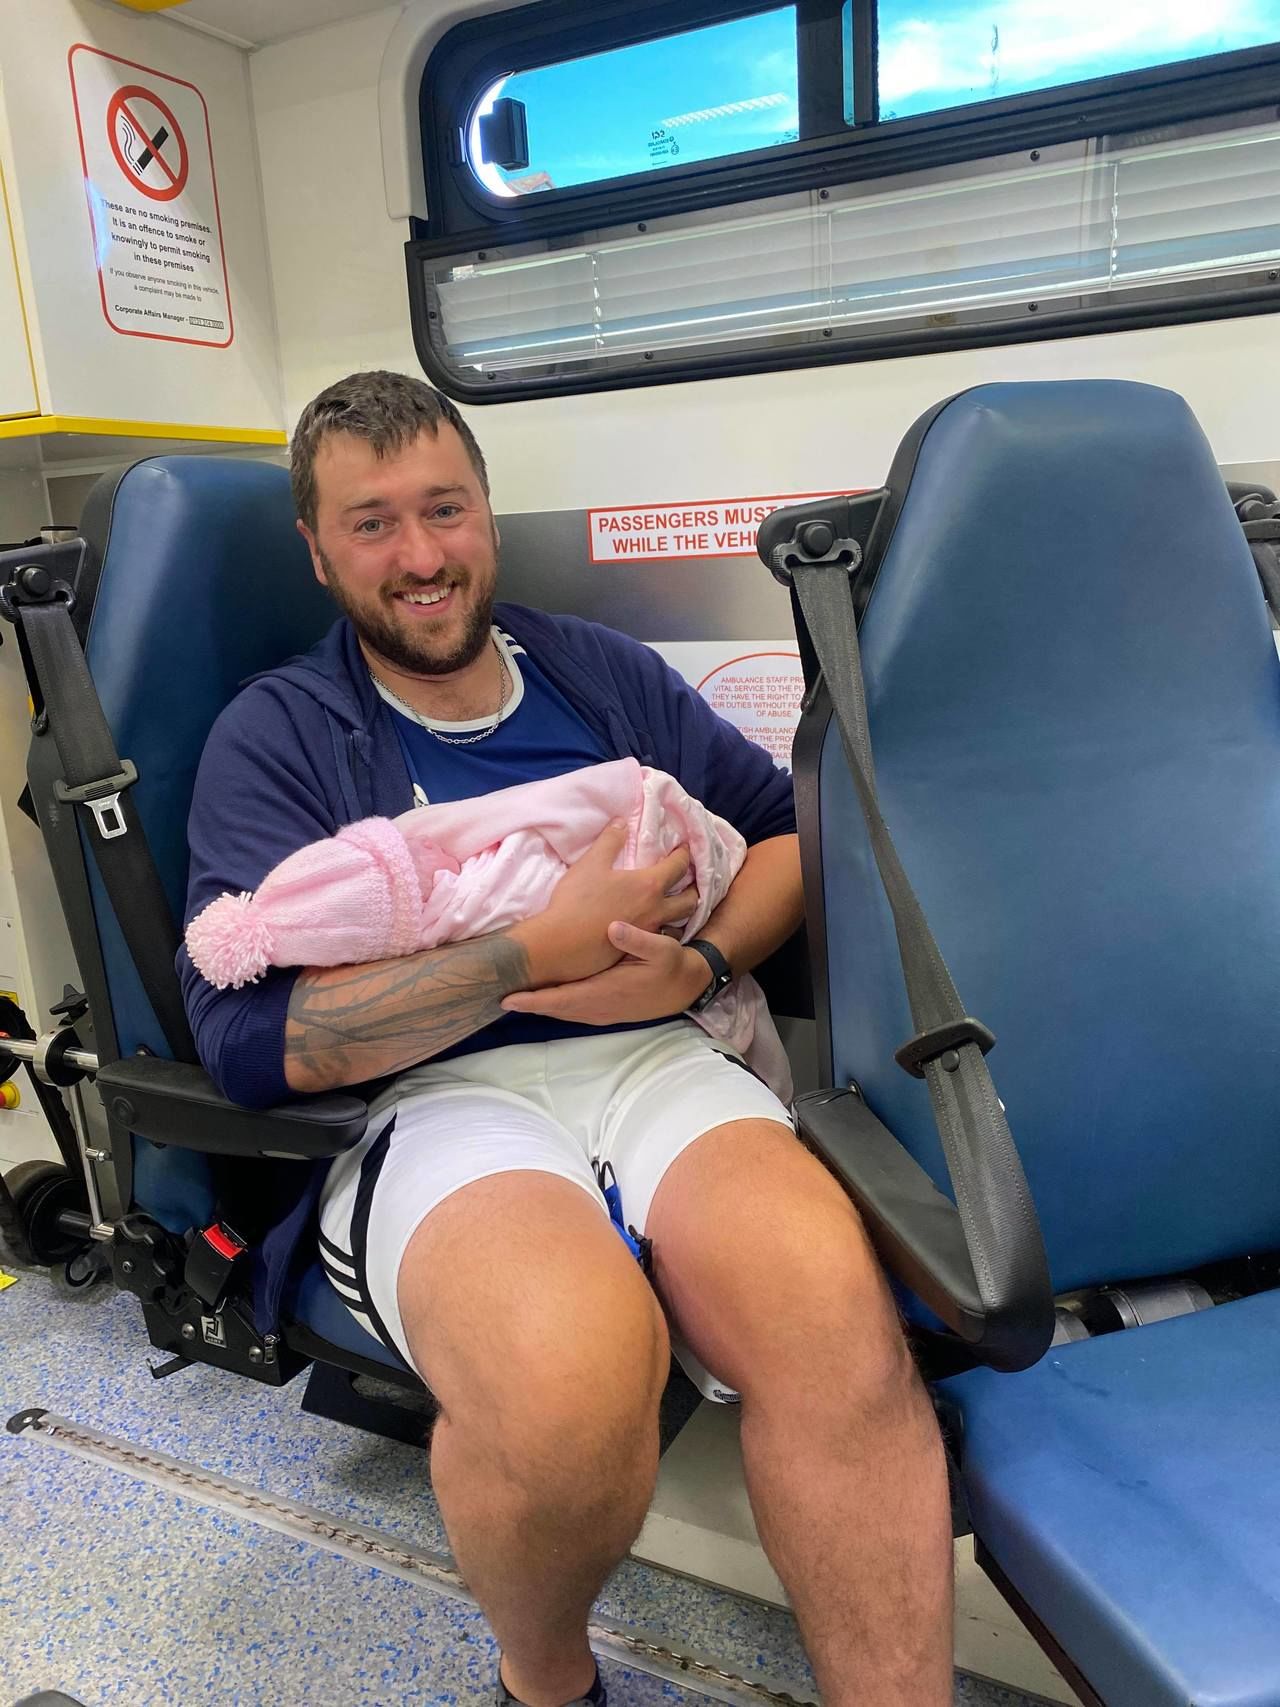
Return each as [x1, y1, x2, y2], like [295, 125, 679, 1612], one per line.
[298, 423, 499, 677]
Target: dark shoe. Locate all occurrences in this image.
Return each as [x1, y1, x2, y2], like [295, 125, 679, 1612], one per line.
[495, 1661, 606, 1706]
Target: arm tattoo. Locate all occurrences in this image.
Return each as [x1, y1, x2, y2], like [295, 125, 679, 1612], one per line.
[285, 932, 530, 1092]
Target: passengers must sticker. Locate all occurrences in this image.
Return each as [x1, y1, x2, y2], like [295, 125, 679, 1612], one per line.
[588, 492, 845, 562]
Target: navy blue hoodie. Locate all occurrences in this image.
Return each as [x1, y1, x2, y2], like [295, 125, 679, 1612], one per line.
[181, 605, 796, 1110]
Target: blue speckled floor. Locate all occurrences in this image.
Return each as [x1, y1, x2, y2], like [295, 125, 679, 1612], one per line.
[0, 1268, 1045, 1705]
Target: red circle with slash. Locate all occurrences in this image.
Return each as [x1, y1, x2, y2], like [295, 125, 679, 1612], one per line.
[106, 84, 189, 202]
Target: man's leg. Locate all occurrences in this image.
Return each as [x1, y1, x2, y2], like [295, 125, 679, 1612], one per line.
[397, 1171, 670, 1707]
[646, 1119, 954, 1707]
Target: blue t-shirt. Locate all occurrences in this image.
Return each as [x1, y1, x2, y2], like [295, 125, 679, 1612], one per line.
[377, 626, 668, 1058]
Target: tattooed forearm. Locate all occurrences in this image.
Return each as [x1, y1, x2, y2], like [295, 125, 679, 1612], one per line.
[284, 931, 531, 1094]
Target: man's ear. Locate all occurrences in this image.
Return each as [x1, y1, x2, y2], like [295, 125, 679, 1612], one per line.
[297, 518, 325, 588]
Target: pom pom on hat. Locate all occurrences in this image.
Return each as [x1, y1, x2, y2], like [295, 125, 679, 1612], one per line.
[186, 892, 277, 990]
[184, 816, 424, 988]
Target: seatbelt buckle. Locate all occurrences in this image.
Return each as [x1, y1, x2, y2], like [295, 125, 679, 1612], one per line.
[53, 760, 138, 841]
[894, 1017, 996, 1079]
[184, 1221, 248, 1310]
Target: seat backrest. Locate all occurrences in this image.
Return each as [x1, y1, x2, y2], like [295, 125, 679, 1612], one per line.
[812, 381, 1280, 1294]
[75, 457, 338, 1222]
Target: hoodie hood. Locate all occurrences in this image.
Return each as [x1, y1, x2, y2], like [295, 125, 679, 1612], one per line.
[245, 618, 377, 731]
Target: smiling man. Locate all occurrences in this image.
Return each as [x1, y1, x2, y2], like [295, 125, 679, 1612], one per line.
[179, 370, 952, 1707]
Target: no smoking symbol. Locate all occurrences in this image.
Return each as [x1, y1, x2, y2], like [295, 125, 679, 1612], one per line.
[106, 84, 189, 202]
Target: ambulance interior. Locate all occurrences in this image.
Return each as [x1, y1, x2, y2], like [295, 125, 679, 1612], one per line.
[2, 1, 1280, 1704]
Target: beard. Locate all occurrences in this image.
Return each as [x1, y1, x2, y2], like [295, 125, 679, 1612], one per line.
[318, 548, 496, 678]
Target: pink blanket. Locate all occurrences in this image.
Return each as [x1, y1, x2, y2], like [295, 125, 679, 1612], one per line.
[186, 758, 791, 1100]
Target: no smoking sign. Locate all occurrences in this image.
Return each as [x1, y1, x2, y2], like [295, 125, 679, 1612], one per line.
[106, 84, 189, 202]
[69, 44, 232, 346]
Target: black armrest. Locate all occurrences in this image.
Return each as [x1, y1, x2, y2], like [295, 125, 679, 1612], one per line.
[795, 1087, 1053, 1372]
[95, 1056, 368, 1160]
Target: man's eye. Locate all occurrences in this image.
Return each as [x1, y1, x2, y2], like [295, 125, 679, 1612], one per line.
[356, 518, 385, 535]
[433, 505, 462, 520]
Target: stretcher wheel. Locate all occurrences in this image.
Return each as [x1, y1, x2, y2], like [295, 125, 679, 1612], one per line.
[1, 1161, 88, 1268]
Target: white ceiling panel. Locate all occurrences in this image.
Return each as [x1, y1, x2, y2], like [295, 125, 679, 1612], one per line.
[167, 0, 400, 50]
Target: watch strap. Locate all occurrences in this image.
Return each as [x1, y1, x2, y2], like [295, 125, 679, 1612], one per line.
[686, 938, 733, 1012]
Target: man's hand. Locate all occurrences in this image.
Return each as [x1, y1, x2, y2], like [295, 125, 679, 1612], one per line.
[502, 920, 711, 1024]
[285, 823, 698, 1093]
[512, 822, 695, 988]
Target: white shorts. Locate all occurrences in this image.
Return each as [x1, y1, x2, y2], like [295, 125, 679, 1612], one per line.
[317, 1020, 794, 1398]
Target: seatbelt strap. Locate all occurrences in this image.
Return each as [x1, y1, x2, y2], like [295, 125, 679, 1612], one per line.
[19, 600, 195, 1061]
[788, 554, 1050, 1323]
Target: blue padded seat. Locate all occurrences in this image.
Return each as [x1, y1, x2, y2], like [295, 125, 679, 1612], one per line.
[820, 382, 1280, 1294]
[287, 1261, 409, 1372]
[80, 455, 397, 1371]
[801, 381, 1280, 1704]
[942, 1289, 1280, 1707]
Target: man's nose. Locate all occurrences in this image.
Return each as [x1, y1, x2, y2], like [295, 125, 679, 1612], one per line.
[397, 519, 449, 576]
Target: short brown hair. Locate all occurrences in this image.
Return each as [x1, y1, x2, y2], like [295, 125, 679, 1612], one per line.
[290, 370, 489, 530]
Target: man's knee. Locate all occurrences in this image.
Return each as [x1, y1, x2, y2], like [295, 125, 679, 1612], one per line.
[473, 1278, 670, 1490]
[742, 1213, 917, 1410]
[399, 1173, 671, 1483]
[429, 1283, 669, 1551]
[651, 1122, 915, 1405]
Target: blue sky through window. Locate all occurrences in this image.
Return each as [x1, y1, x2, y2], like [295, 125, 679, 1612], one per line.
[465, 2, 1280, 200]
[469, 9, 799, 196]
[876, 0, 1280, 120]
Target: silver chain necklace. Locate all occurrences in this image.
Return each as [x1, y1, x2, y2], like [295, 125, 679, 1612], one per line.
[373, 639, 511, 747]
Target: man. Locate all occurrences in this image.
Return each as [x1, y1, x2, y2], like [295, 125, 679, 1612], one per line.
[181, 371, 952, 1706]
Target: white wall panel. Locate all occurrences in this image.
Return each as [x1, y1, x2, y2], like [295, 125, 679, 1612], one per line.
[250, 6, 407, 431]
[0, 0, 282, 431]
[0, 147, 38, 420]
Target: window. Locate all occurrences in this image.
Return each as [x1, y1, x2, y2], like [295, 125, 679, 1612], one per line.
[468, 10, 800, 198]
[416, 111, 1280, 388]
[875, 0, 1280, 122]
[412, 1, 1280, 399]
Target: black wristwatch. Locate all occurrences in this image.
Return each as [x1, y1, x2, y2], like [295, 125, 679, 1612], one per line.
[686, 938, 734, 1013]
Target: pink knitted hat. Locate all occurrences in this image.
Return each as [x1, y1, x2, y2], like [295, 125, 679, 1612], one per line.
[186, 818, 428, 988]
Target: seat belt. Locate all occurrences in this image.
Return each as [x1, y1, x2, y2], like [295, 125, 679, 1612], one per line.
[769, 513, 1050, 1328]
[18, 600, 195, 1062]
